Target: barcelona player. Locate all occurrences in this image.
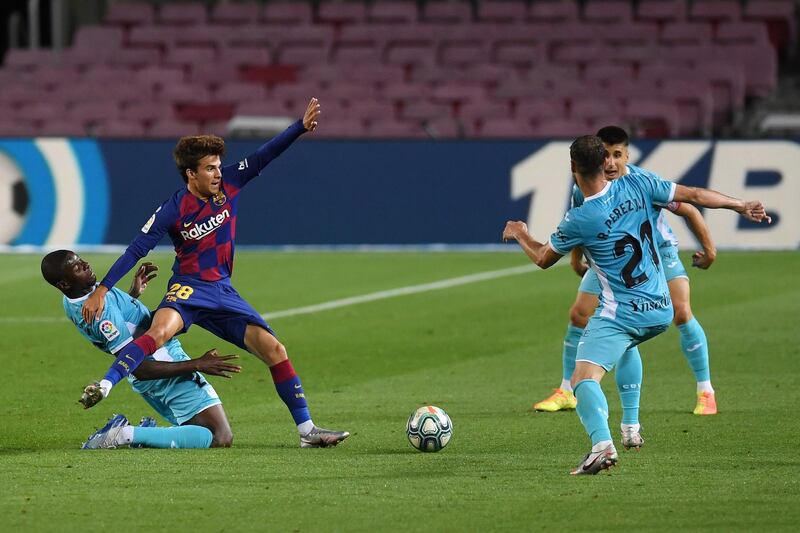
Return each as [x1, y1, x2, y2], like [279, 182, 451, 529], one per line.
[79, 97, 349, 448]
[503, 135, 769, 474]
[41, 250, 240, 449]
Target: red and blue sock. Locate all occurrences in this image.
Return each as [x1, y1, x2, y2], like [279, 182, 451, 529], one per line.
[270, 359, 312, 428]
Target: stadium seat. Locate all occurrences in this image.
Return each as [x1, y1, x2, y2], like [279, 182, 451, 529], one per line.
[477, 1, 528, 24]
[72, 26, 125, 49]
[312, 118, 368, 138]
[659, 78, 715, 135]
[210, 2, 260, 25]
[401, 100, 453, 121]
[368, 1, 419, 24]
[128, 25, 177, 50]
[67, 101, 122, 125]
[218, 45, 272, 68]
[158, 2, 207, 25]
[744, 0, 796, 53]
[636, 0, 687, 25]
[317, 1, 367, 25]
[18, 102, 67, 122]
[107, 48, 162, 69]
[423, 1, 473, 23]
[223, 25, 271, 48]
[583, 1, 633, 23]
[715, 21, 771, 46]
[40, 119, 87, 136]
[492, 40, 545, 68]
[424, 117, 462, 138]
[157, 83, 212, 104]
[104, 2, 155, 26]
[381, 83, 430, 104]
[527, 1, 579, 23]
[480, 117, 534, 138]
[439, 39, 490, 67]
[583, 62, 635, 86]
[345, 65, 405, 86]
[598, 22, 659, 47]
[431, 83, 487, 106]
[531, 117, 588, 138]
[148, 119, 200, 138]
[0, 120, 40, 136]
[368, 119, 428, 138]
[515, 99, 568, 122]
[689, 1, 742, 24]
[624, 100, 681, 137]
[660, 22, 714, 45]
[261, 1, 314, 25]
[163, 46, 218, 69]
[27, 65, 81, 88]
[214, 82, 269, 103]
[121, 101, 177, 122]
[300, 63, 348, 84]
[571, 98, 624, 123]
[94, 119, 147, 138]
[385, 41, 438, 67]
[173, 25, 228, 50]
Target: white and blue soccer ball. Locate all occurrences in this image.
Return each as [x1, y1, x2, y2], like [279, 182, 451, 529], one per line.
[406, 405, 452, 452]
[0, 151, 28, 244]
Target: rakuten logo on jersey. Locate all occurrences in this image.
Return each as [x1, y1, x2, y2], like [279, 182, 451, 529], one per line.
[180, 209, 231, 240]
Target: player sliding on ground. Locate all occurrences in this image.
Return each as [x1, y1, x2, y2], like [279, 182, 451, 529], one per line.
[78, 97, 349, 448]
[41, 250, 239, 449]
[503, 135, 770, 475]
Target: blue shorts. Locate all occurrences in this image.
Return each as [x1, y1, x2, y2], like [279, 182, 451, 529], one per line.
[659, 245, 689, 282]
[576, 316, 670, 371]
[130, 371, 221, 425]
[157, 275, 275, 350]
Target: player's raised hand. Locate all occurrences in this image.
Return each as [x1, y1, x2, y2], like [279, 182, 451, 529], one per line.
[738, 201, 772, 224]
[81, 287, 107, 323]
[503, 221, 529, 242]
[129, 262, 158, 299]
[302, 97, 320, 132]
[195, 349, 241, 378]
[79, 381, 104, 409]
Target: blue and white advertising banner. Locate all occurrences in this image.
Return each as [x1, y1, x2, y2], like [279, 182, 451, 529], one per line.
[1, 138, 798, 249]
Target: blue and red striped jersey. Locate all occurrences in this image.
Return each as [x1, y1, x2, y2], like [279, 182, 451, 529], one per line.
[100, 119, 306, 289]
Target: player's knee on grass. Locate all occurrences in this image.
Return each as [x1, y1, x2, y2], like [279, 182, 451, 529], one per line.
[212, 428, 233, 448]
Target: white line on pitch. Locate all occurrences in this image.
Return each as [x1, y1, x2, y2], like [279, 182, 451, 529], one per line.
[0, 263, 545, 324]
[262, 263, 542, 320]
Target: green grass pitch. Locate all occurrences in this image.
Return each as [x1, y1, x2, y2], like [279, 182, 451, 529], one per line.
[1, 250, 798, 531]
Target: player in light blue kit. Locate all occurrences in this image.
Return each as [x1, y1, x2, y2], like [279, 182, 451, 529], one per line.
[41, 250, 241, 449]
[504, 136, 770, 474]
[534, 127, 719, 427]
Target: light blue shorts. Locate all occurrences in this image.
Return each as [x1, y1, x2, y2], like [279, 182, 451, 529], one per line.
[576, 316, 670, 371]
[131, 372, 221, 425]
[659, 245, 689, 282]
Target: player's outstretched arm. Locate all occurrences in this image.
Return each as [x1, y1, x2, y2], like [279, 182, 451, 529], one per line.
[133, 349, 241, 381]
[671, 202, 716, 269]
[503, 220, 562, 269]
[673, 185, 772, 224]
[128, 262, 158, 298]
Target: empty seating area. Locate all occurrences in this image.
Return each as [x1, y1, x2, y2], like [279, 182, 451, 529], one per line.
[0, 0, 796, 138]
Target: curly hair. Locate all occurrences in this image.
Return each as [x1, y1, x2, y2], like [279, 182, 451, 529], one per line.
[173, 135, 226, 183]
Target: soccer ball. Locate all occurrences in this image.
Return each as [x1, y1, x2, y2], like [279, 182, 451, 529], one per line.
[406, 405, 452, 452]
[0, 151, 29, 244]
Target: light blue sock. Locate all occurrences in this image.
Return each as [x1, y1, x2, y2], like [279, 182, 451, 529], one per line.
[616, 347, 642, 425]
[678, 317, 711, 382]
[574, 379, 611, 445]
[132, 425, 212, 449]
[562, 325, 583, 382]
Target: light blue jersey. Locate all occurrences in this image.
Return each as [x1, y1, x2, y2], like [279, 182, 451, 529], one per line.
[572, 164, 680, 250]
[63, 286, 220, 424]
[551, 172, 676, 327]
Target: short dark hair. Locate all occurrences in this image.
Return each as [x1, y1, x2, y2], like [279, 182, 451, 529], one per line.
[570, 135, 606, 177]
[41, 249, 72, 287]
[596, 125, 629, 146]
[173, 135, 226, 183]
